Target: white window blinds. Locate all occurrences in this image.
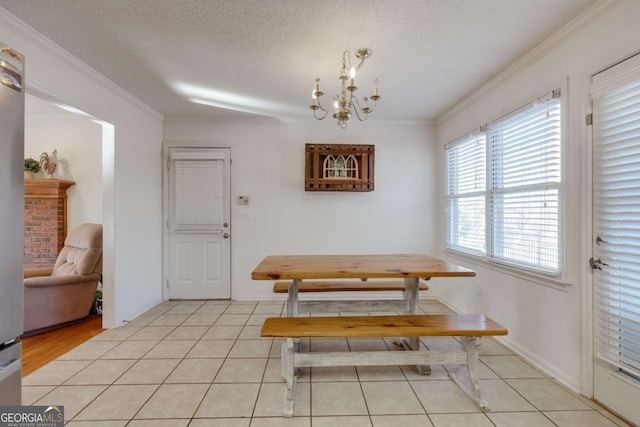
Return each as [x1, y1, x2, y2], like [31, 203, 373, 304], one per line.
[593, 77, 640, 378]
[488, 94, 562, 272]
[173, 159, 224, 231]
[446, 133, 486, 254]
[445, 89, 562, 275]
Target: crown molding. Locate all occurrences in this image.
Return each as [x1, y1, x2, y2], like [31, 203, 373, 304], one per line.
[436, 0, 619, 125]
[164, 115, 437, 129]
[0, 6, 163, 122]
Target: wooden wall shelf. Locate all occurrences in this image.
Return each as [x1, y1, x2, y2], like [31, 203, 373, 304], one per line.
[305, 143, 375, 192]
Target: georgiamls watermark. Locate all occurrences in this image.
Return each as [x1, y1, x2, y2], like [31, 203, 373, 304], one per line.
[0, 406, 63, 427]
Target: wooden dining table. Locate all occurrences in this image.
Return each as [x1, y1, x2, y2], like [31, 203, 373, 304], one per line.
[252, 254, 476, 371]
[251, 254, 475, 281]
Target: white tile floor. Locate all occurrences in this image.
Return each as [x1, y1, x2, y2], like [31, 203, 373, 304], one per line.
[22, 299, 635, 427]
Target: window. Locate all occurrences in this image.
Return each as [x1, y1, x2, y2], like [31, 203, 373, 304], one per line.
[446, 89, 562, 274]
[446, 133, 486, 254]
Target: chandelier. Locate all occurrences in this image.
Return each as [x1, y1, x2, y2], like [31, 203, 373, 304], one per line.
[310, 48, 381, 129]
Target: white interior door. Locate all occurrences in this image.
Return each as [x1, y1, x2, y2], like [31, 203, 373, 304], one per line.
[168, 148, 230, 299]
[592, 53, 640, 425]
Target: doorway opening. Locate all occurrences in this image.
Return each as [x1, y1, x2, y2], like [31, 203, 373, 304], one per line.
[24, 92, 116, 332]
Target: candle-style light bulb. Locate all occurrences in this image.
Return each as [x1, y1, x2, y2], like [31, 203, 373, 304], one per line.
[312, 78, 323, 100]
[370, 78, 380, 102]
[346, 66, 357, 92]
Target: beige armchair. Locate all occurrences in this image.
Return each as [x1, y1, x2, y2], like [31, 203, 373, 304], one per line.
[23, 223, 102, 334]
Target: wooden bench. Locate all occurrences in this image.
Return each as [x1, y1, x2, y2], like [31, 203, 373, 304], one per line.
[274, 279, 429, 316]
[261, 314, 508, 417]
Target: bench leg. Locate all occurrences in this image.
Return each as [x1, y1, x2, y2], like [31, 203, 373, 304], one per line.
[449, 336, 490, 411]
[281, 338, 297, 417]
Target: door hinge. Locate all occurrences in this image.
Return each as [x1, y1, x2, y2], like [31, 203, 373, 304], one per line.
[166, 279, 170, 288]
[586, 113, 593, 126]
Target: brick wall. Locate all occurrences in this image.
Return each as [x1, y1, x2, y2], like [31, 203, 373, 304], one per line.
[24, 179, 75, 269]
[24, 198, 65, 268]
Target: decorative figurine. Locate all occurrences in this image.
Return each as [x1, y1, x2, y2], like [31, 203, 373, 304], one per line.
[39, 149, 58, 179]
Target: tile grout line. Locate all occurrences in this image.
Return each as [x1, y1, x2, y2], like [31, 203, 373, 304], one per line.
[23, 300, 624, 426]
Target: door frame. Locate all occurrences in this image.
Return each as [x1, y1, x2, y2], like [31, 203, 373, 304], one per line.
[581, 69, 595, 399]
[26, 86, 119, 328]
[162, 141, 232, 301]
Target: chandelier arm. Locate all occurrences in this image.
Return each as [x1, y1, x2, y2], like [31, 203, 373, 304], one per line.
[316, 96, 327, 112]
[313, 107, 330, 120]
[349, 95, 369, 122]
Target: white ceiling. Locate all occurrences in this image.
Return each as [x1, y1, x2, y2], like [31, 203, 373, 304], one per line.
[1, 0, 597, 121]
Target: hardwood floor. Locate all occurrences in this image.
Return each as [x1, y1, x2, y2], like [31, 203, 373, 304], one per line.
[20, 315, 104, 377]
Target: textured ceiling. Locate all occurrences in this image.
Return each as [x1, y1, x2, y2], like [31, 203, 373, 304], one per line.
[1, 0, 597, 121]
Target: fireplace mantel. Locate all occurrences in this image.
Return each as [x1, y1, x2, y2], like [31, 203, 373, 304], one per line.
[24, 178, 76, 197]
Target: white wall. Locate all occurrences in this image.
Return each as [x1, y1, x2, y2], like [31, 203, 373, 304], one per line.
[164, 118, 437, 300]
[25, 98, 103, 229]
[0, 8, 165, 328]
[434, 1, 640, 393]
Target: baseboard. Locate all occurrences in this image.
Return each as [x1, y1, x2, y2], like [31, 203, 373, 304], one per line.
[436, 296, 582, 394]
[21, 314, 101, 338]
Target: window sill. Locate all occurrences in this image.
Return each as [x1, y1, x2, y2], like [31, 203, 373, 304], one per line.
[444, 249, 572, 292]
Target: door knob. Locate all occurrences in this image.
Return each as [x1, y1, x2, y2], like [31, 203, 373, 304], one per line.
[589, 257, 608, 270]
[223, 233, 229, 239]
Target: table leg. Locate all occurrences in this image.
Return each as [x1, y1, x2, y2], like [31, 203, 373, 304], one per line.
[286, 279, 299, 317]
[406, 276, 419, 347]
[397, 277, 431, 374]
[287, 280, 301, 353]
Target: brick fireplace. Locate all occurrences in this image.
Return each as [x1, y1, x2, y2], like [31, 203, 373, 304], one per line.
[24, 178, 75, 268]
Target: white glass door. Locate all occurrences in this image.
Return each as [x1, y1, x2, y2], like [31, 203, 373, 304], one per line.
[592, 53, 640, 425]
